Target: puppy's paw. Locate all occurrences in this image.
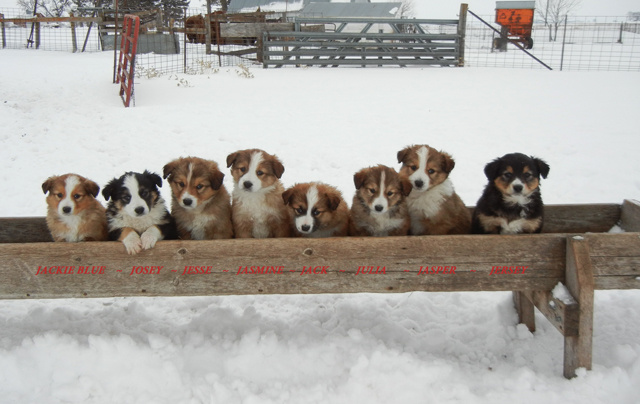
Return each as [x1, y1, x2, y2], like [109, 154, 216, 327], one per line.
[141, 226, 162, 250]
[122, 231, 142, 255]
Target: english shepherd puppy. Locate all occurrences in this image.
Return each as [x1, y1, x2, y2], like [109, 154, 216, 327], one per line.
[102, 170, 177, 254]
[163, 156, 233, 240]
[349, 165, 412, 237]
[42, 173, 108, 242]
[397, 144, 471, 235]
[226, 148, 291, 238]
[472, 153, 550, 234]
[282, 182, 350, 237]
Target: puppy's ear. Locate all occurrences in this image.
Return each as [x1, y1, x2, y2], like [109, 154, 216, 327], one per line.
[270, 157, 285, 179]
[209, 169, 225, 191]
[533, 157, 550, 179]
[441, 152, 456, 174]
[102, 179, 117, 201]
[226, 152, 238, 168]
[327, 193, 342, 211]
[282, 188, 294, 206]
[162, 160, 178, 179]
[41, 177, 55, 194]
[396, 146, 411, 164]
[353, 169, 367, 190]
[82, 178, 101, 198]
[400, 177, 413, 197]
[144, 171, 163, 188]
[484, 158, 502, 180]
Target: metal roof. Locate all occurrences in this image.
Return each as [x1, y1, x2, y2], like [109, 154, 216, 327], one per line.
[228, 0, 307, 13]
[299, 2, 402, 18]
[495, 1, 536, 10]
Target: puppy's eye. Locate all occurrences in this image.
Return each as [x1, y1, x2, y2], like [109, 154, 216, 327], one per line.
[73, 194, 81, 200]
[387, 191, 394, 197]
[177, 181, 185, 188]
[56, 193, 63, 199]
[524, 172, 533, 180]
[503, 172, 513, 180]
[239, 167, 247, 173]
[123, 195, 131, 203]
[256, 170, 264, 176]
[410, 165, 418, 171]
[368, 188, 376, 194]
[196, 184, 204, 190]
[296, 207, 305, 215]
[428, 169, 436, 175]
[312, 208, 321, 217]
[140, 190, 149, 198]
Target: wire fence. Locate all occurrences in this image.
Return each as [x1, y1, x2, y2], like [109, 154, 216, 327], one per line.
[1, 7, 639, 72]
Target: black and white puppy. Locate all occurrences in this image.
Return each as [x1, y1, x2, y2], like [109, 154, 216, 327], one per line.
[472, 153, 550, 234]
[102, 171, 177, 254]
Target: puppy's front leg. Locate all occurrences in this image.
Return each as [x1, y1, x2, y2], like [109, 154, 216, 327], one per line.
[141, 226, 162, 250]
[120, 228, 142, 255]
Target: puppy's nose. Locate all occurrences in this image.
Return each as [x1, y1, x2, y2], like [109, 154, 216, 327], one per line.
[62, 206, 72, 214]
[301, 225, 311, 232]
[375, 205, 384, 212]
[414, 180, 424, 189]
[183, 198, 192, 206]
[134, 206, 145, 215]
[513, 184, 524, 193]
[243, 181, 253, 190]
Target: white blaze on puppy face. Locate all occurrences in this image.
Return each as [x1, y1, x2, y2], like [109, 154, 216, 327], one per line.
[124, 175, 148, 217]
[371, 171, 389, 214]
[408, 146, 430, 192]
[180, 162, 198, 209]
[505, 178, 531, 206]
[240, 151, 265, 192]
[59, 175, 79, 215]
[295, 185, 319, 233]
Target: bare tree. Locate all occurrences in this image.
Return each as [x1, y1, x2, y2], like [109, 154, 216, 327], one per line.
[17, 0, 74, 17]
[399, 0, 415, 19]
[537, 0, 581, 41]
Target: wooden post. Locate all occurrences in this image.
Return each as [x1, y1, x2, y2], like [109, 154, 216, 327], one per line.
[563, 236, 594, 378]
[457, 3, 468, 66]
[205, 0, 212, 55]
[1, 14, 6, 49]
[35, 21, 40, 49]
[70, 12, 78, 52]
[512, 291, 535, 332]
[620, 199, 640, 232]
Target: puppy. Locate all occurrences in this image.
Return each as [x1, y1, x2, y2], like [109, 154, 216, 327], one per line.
[397, 144, 471, 235]
[42, 174, 108, 242]
[102, 171, 177, 254]
[282, 182, 349, 238]
[226, 149, 290, 238]
[163, 157, 233, 240]
[472, 153, 550, 234]
[349, 165, 412, 237]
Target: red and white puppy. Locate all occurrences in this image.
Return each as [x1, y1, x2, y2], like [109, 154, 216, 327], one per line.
[163, 156, 233, 240]
[226, 149, 291, 238]
[397, 145, 471, 235]
[282, 182, 349, 238]
[349, 165, 412, 237]
[42, 174, 108, 242]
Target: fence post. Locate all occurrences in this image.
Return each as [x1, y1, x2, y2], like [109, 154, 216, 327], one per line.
[457, 3, 468, 66]
[70, 12, 78, 52]
[560, 15, 568, 71]
[0, 14, 5, 49]
[205, 0, 212, 55]
[35, 20, 40, 49]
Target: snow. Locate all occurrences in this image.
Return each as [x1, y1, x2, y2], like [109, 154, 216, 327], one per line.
[552, 283, 577, 305]
[1, 49, 640, 403]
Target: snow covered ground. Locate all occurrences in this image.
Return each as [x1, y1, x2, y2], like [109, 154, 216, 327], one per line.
[1, 49, 639, 403]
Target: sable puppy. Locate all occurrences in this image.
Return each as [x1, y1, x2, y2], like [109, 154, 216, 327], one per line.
[472, 153, 550, 234]
[397, 144, 471, 235]
[226, 149, 290, 238]
[102, 171, 177, 254]
[349, 165, 412, 237]
[42, 173, 108, 242]
[282, 182, 349, 238]
[163, 156, 233, 240]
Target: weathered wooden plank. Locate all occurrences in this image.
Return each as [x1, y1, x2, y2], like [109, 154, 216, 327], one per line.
[0, 217, 52, 243]
[525, 288, 579, 337]
[0, 235, 568, 300]
[541, 204, 620, 233]
[563, 236, 595, 379]
[513, 291, 536, 332]
[620, 199, 640, 232]
[266, 31, 460, 41]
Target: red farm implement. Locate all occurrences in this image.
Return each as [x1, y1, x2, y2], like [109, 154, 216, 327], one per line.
[494, 1, 535, 50]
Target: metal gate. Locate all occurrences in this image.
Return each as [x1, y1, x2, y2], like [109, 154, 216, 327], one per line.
[262, 17, 465, 68]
